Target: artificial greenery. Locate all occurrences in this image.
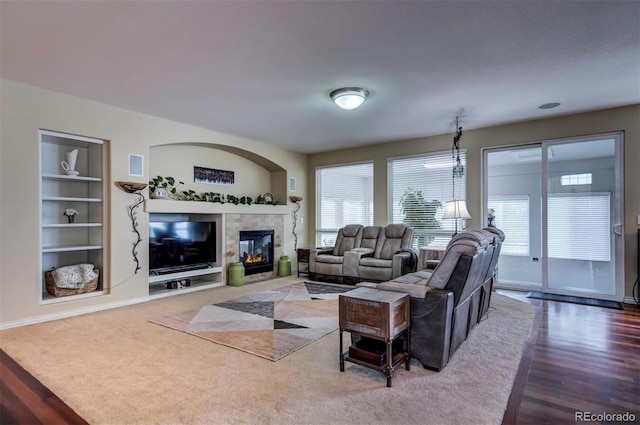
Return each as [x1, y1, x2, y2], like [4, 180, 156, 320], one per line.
[149, 175, 280, 206]
[148, 176, 184, 195]
[182, 189, 204, 201]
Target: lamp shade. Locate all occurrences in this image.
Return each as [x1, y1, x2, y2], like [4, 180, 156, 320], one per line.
[330, 87, 369, 110]
[442, 200, 472, 219]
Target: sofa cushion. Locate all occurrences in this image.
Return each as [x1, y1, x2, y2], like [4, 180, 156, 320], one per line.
[360, 226, 381, 251]
[430, 239, 483, 289]
[359, 257, 392, 268]
[333, 224, 363, 256]
[315, 255, 344, 264]
[374, 224, 412, 260]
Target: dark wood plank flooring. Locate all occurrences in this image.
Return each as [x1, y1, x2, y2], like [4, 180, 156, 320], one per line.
[0, 349, 88, 425]
[500, 290, 640, 424]
[1, 290, 638, 425]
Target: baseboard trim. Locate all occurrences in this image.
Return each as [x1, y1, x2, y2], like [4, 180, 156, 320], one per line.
[0, 296, 150, 331]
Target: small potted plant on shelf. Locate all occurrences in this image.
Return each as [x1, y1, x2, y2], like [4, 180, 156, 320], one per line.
[63, 208, 78, 223]
[148, 176, 184, 200]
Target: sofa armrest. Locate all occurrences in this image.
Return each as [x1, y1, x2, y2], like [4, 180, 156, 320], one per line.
[344, 248, 373, 279]
[410, 288, 455, 370]
[309, 247, 334, 273]
[391, 251, 412, 279]
[376, 281, 431, 298]
[351, 247, 374, 256]
[311, 247, 334, 255]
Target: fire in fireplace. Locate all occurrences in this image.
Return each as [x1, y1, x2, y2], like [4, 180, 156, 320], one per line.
[239, 229, 274, 275]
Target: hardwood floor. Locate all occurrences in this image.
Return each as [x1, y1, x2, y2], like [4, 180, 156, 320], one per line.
[500, 290, 640, 424]
[0, 349, 88, 425]
[1, 290, 638, 425]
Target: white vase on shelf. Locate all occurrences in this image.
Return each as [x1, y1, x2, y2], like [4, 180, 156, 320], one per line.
[61, 149, 79, 174]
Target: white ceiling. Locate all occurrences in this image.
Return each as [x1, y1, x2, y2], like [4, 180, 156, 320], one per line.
[1, 1, 638, 154]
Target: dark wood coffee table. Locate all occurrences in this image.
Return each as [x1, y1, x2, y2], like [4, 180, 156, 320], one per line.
[339, 287, 410, 387]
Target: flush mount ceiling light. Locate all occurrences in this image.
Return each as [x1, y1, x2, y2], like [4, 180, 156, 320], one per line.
[329, 87, 369, 110]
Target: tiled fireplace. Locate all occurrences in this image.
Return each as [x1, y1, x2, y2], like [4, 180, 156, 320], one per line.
[224, 213, 285, 284]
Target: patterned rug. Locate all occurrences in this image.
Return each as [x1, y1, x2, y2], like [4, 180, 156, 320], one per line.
[151, 282, 352, 361]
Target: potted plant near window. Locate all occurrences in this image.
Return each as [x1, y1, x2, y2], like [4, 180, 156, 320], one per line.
[399, 188, 442, 246]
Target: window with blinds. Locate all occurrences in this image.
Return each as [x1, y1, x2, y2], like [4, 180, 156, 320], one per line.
[388, 151, 467, 248]
[316, 162, 374, 247]
[488, 195, 530, 256]
[548, 193, 611, 261]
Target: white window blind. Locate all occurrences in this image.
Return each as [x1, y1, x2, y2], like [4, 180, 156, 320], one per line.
[488, 196, 530, 256]
[316, 162, 373, 247]
[388, 151, 466, 248]
[548, 193, 610, 261]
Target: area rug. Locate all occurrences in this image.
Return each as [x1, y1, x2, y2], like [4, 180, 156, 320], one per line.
[151, 281, 352, 360]
[526, 291, 623, 310]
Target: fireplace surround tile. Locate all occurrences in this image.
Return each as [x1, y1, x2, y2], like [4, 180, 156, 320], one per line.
[224, 214, 284, 284]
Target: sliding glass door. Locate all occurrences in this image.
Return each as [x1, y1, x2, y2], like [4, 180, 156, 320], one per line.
[485, 146, 543, 290]
[542, 135, 623, 300]
[483, 133, 624, 301]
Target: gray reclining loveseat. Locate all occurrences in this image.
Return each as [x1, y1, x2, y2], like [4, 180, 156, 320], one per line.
[309, 224, 415, 284]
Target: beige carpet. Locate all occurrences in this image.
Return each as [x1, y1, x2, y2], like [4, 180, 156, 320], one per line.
[0, 276, 536, 425]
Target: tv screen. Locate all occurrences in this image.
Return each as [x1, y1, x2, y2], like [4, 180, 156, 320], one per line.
[149, 221, 216, 274]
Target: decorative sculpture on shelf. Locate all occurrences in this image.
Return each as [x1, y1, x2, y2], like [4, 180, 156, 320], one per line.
[289, 196, 303, 252]
[116, 181, 148, 274]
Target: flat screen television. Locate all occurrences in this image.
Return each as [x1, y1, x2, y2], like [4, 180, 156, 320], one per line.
[149, 221, 216, 275]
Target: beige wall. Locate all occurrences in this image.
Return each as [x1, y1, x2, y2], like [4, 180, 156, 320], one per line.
[308, 105, 640, 299]
[150, 145, 273, 199]
[0, 79, 308, 326]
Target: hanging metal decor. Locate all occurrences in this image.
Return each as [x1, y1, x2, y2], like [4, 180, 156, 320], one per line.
[452, 116, 464, 179]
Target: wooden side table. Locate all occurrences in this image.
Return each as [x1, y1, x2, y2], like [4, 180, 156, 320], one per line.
[297, 247, 311, 277]
[339, 287, 410, 387]
[419, 245, 446, 270]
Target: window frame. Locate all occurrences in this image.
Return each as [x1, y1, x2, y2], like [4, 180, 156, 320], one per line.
[387, 150, 467, 249]
[315, 161, 374, 247]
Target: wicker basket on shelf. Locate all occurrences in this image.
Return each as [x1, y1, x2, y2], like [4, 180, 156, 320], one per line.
[44, 269, 99, 297]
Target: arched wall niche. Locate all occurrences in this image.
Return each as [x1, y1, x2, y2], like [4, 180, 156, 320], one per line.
[149, 142, 288, 202]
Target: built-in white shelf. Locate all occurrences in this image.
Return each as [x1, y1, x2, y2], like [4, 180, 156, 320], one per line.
[40, 290, 106, 305]
[42, 173, 102, 182]
[40, 130, 109, 303]
[43, 223, 103, 228]
[42, 196, 102, 202]
[42, 245, 103, 253]
[145, 199, 289, 215]
[149, 281, 225, 299]
[148, 266, 223, 284]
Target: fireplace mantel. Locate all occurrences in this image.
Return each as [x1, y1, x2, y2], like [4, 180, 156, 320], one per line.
[145, 199, 289, 215]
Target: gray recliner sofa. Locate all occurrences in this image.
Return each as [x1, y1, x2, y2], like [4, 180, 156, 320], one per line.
[359, 228, 502, 370]
[309, 224, 415, 284]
